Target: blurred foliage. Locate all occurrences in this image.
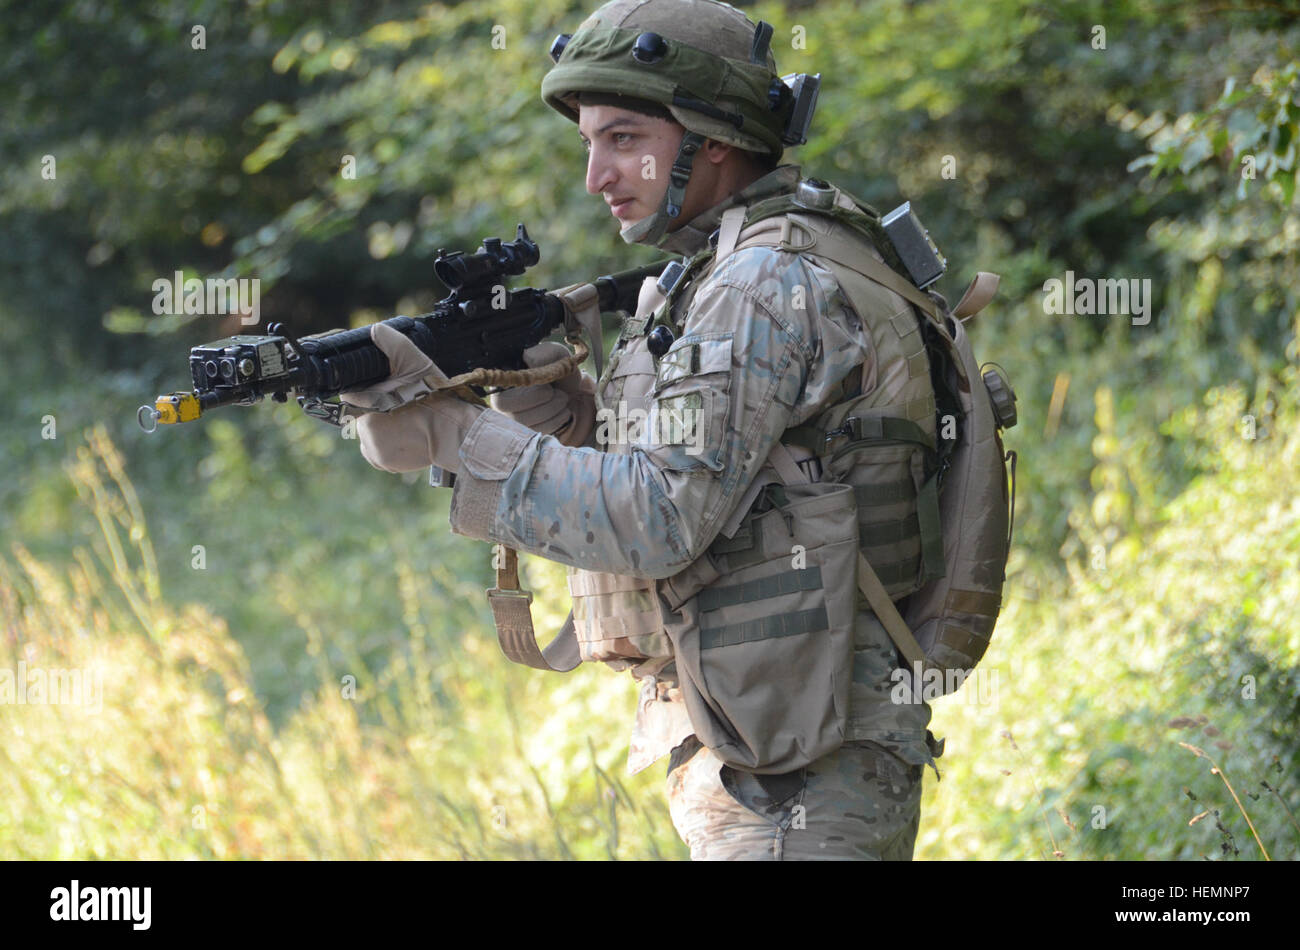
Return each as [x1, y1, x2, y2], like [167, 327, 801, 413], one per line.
[1, 428, 682, 858]
[919, 364, 1300, 860]
[0, 0, 1297, 859]
[3, 373, 1295, 859]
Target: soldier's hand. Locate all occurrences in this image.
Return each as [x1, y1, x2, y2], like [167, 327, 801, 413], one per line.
[354, 392, 482, 474]
[339, 321, 447, 412]
[490, 341, 595, 447]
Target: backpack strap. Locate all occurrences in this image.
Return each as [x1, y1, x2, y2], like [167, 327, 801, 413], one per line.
[743, 196, 1002, 332]
[952, 271, 1000, 321]
[855, 550, 928, 670]
[742, 194, 914, 287]
[774, 213, 944, 325]
[716, 205, 748, 261]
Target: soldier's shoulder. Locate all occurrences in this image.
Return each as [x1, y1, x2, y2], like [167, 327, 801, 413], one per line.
[701, 242, 834, 302]
[681, 244, 845, 356]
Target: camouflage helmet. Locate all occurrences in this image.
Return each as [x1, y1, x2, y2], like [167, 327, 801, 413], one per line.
[541, 0, 790, 158]
[542, 0, 795, 246]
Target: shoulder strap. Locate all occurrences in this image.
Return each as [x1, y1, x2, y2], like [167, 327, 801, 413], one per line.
[739, 194, 1001, 331]
[856, 551, 928, 669]
[742, 194, 914, 283]
[716, 205, 748, 261]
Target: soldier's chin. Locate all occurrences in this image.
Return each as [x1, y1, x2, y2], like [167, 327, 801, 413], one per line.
[618, 208, 665, 245]
[615, 206, 645, 226]
[616, 211, 647, 232]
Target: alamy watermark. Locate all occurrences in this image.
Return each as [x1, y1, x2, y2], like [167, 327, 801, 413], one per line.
[1042, 271, 1152, 326]
[152, 271, 260, 326]
[0, 662, 103, 714]
[595, 398, 705, 456]
[50, 880, 150, 930]
[890, 662, 999, 708]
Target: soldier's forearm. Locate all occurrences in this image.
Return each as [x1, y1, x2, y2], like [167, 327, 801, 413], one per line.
[448, 414, 696, 577]
[447, 409, 774, 578]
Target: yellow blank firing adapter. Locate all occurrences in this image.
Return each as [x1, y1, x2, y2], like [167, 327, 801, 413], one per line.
[137, 392, 201, 432]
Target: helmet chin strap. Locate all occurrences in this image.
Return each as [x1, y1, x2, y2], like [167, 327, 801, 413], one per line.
[619, 131, 707, 247]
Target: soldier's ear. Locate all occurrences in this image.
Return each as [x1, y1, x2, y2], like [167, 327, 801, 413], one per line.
[702, 138, 734, 166]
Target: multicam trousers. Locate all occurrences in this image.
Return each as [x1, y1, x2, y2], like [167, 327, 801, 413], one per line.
[666, 735, 924, 860]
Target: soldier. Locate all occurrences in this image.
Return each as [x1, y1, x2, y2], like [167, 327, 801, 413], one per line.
[343, 0, 945, 860]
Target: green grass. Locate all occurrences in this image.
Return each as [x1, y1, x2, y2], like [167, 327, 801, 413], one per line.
[1, 367, 1296, 859]
[917, 368, 1300, 860]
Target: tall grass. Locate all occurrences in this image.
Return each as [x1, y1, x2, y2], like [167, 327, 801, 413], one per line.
[0, 426, 683, 859]
[3, 363, 1297, 859]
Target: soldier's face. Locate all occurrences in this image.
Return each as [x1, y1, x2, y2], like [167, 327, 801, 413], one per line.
[579, 104, 691, 227]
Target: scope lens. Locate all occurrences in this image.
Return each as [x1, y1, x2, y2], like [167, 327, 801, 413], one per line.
[205, 360, 219, 378]
[219, 358, 236, 380]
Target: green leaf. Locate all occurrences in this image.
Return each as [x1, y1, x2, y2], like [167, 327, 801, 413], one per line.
[1281, 170, 1297, 205]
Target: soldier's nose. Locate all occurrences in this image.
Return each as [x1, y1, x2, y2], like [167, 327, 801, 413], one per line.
[586, 150, 616, 196]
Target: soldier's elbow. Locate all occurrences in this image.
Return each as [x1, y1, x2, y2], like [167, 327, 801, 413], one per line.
[628, 516, 717, 580]
[612, 456, 722, 579]
[606, 533, 695, 581]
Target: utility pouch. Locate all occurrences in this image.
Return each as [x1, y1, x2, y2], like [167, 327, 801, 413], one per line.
[567, 568, 672, 666]
[656, 480, 859, 774]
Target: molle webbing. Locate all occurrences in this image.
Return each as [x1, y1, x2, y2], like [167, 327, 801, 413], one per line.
[689, 192, 947, 598]
[697, 564, 824, 612]
[700, 606, 830, 650]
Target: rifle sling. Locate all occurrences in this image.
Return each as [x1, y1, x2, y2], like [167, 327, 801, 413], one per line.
[487, 546, 581, 672]
[555, 281, 605, 381]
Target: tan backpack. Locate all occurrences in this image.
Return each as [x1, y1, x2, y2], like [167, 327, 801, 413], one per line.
[673, 184, 1019, 703]
[484, 181, 1018, 771]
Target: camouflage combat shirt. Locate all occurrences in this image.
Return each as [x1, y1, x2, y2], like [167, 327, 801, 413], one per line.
[448, 165, 940, 778]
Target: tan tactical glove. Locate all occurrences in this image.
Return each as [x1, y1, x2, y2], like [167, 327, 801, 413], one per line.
[339, 321, 445, 412]
[340, 321, 483, 473]
[489, 341, 596, 447]
[351, 394, 482, 473]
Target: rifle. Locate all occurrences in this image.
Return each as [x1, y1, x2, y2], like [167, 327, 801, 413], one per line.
[137, 224, 669, 431]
